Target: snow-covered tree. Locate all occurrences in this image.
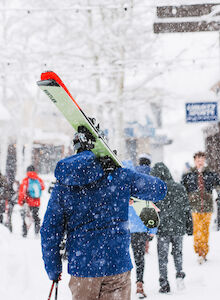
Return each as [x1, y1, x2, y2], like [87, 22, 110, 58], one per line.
[0, 0, 173, 176]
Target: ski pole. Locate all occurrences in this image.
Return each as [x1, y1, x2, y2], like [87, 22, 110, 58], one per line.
[55, 282, 59, 300]
[48, 281, 55, 300]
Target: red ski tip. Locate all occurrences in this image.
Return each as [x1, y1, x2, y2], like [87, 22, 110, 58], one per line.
[40, 71, 81, 110]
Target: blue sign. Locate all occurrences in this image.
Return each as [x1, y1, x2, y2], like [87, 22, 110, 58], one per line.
[185, 102, 218, 123]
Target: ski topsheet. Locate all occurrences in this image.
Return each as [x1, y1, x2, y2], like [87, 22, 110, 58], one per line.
[131, 196, 160, 228]
[37, 71, 122, 166]
[37, 71, 159, 228]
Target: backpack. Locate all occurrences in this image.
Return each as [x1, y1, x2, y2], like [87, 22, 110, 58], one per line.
[27, 178, 42, 198]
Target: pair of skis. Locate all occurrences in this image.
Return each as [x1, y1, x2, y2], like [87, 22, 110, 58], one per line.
[37, 71, 160, 228]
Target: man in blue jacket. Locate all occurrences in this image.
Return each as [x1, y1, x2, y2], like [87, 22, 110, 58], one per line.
[41, 133, 167, 300]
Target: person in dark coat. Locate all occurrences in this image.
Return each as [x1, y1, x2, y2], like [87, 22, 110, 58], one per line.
[181, 151, 220, 263]
[40, 133, 167, 300]
[151, 162, 193, 294]
[5, 180, 20, 232]
[0, 172, 9, 224]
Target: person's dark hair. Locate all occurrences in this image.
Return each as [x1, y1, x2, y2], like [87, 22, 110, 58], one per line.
[138, 153, 151, 166]
[27, 165, 35, 172]
[193, 151, 206, 159]
[139, 157, 151, 166]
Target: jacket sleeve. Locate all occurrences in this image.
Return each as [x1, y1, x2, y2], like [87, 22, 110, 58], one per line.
[18, 179, 27, 206]
[182, 187, 193, 235]
[180, 173, 187, 188]
[40, 184, 66, 280]
[38, 177, 45, 191]
[130, 171, 167, 203]
[213, 172, 220, 194]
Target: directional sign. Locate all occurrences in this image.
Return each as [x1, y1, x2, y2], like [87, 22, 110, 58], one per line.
[185, 102, 218, 123]
[154, 3, 220, 33]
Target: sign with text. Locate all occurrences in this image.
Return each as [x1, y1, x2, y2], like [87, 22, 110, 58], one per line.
[154, 3, 220, 33]
[185, 102, 218, 122]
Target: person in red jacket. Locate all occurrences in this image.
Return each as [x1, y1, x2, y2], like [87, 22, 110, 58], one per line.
[18, 165, 45, 237]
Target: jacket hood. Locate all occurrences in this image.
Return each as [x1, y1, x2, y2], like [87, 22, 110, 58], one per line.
[150, 162, 173, 182]
[55, 150, 104, 186]
[135, 165, 151, 175]
[27, 171, 39, 179]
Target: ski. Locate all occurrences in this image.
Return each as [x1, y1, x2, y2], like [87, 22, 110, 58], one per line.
[37, 71, 121, 166]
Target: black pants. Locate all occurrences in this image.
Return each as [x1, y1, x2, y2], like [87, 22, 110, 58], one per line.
[216, 199, 220, 231]
[0, 199, 5, 223]
[131, 232, 149, 283]
[6, 201, 15, 232]
[21, 206, 40, 237]
[157, 236, 183, 286]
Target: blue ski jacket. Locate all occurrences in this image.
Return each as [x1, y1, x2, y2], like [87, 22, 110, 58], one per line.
[135, 165, 151, 176]
[40, 151, 166, 280]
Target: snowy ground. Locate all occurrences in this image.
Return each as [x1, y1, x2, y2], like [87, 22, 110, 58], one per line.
[1, 184, 220, 300]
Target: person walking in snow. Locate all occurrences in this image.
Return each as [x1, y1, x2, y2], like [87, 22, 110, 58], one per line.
[129, 201, 156, 299]
[181, 151, 220, 264]
[151, 162, 193, 294]
[18, 165, 45, 237]
[5, 179, 20, 232]
[135, 153, 153, 253]
[124, 154, 156, 298]
[40, 132, 167, 300]
[0, 171, 9, 225]
[129, 153, 155, 298]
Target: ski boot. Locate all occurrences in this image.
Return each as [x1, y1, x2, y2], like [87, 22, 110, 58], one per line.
[136, 281, 147, 299]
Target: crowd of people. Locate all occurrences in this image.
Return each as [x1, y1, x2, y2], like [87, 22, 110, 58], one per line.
[40, 130, 220, 300]
[1, 146, 220, 300]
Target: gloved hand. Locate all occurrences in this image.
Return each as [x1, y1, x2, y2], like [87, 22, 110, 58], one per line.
[98, 156, 118, 173]
[53, 273, 62, 283]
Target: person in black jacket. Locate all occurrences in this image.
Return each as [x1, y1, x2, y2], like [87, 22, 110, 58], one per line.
[151, 162, 193, 294]
[181, 151, 220, 263]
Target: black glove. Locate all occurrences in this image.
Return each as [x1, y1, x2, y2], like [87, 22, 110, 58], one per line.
[53, 273, 62, 283]
[98, 156, 118, 173]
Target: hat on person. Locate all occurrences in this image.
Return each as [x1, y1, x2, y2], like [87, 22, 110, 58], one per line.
[138, 153, 152, 166]
[27, 165, 35, 172]
[138, 153, 152, 161]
